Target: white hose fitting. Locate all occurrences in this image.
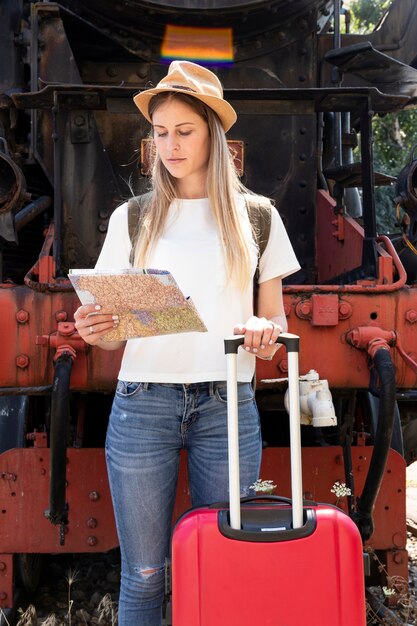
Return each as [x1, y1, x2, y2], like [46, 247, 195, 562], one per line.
[285, 370, 337, 427]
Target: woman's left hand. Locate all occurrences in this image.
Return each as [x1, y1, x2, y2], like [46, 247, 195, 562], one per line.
[233, 316, 283, 359]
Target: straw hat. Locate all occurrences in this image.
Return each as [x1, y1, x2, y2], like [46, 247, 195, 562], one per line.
[133, 60, 237, 132]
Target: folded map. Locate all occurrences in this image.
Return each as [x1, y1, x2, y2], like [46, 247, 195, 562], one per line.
[68, 268, 207, 341]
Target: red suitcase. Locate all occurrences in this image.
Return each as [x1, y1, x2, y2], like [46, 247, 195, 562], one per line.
[172, 333, 366, 626]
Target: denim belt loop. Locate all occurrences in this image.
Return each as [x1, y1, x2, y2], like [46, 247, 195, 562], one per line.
[209, 381, 215, 397]
[142, 382, 149, 391]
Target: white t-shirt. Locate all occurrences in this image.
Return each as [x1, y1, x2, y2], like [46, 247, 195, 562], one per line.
[95, 195, 300, 383]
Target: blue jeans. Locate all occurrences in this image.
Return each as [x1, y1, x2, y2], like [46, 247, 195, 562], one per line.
[105, 380, 261, 626]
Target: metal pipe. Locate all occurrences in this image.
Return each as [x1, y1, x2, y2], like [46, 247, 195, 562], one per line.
[332, 0, 342, 169]
[284, 235, 406, 293]
[396, 390, 417, 400]
[340, 391, 356, 516]
[360, 103, 378, 280]
[0, 386, 52, 396]
[317, 113, 328, 191]
[52, 91, 63, 277]
[14, 196, 52, 231]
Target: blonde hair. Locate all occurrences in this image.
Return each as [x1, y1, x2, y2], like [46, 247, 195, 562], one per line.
[132, 92, 253, 289]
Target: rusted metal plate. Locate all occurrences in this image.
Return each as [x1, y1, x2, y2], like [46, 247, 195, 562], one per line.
[0, 554, 13, 609]
[311, 293, 339, 326]
[0, 448, 118, 553]
[173, 446, 407, 553]
[258, 289, 417, 389]
[0, 286, 121, 392]
[0, 444, 407, 587]
[2, 280, 416, 391]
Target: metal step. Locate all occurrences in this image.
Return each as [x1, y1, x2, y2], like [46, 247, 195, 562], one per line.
[323, 162, 396, 188]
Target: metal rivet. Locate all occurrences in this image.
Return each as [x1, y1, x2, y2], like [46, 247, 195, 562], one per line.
[16, 310, 29, 324]
[87, 536, 98, 546]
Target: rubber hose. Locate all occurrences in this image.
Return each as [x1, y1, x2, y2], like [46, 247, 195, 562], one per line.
[352, 348, 396, 541]
[47, 352, 73, 525]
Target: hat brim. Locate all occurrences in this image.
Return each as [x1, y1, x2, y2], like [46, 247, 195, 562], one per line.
[133, 87, 237, 132]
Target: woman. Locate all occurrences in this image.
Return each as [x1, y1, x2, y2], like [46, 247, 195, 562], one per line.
[74, 60, 300, 626]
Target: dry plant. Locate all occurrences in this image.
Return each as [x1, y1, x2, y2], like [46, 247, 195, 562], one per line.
[0, 608, 11, 626]
[96, 593, 118, 626]
[0, 552, 118, 626]
[15, 604, 37, 626]
[365, 547, 417, 625]
[65, 568, 79, 626]
[17, 605, 64, 626]
[39, 615, 64, 626]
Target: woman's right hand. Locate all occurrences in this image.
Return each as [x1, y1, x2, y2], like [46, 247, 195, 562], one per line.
[74, 304, 119, 346]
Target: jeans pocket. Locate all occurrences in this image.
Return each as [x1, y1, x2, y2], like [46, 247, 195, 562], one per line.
[214, 382, 255, 405]
[115, 380, 143, 398]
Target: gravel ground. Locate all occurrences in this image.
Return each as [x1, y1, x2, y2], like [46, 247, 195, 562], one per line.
[13, 550, 121, 626]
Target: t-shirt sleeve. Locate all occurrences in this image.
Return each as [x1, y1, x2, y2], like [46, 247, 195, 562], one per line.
[95, 202, 132, 270]
[258, 206, 300, 283]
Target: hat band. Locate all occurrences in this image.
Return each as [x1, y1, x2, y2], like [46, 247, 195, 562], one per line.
[164, 84, 198, 93]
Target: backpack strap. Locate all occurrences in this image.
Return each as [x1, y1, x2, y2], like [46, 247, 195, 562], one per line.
[127, 192, 272, 306]
[245, 194, 272, 260]
[127, 191, 153, 265]
[245, 195, 272, 313]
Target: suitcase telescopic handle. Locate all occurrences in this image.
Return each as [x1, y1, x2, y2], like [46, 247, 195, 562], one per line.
[224, 332, 303, 531]
[224, 332, 299, 354]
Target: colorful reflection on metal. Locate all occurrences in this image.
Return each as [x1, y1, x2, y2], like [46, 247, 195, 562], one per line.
[161, 25, 233, 65]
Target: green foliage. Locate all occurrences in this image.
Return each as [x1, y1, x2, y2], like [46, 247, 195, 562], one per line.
[349, 0, 392, 33]
[372, 110, 417, 233]
[353, 112, 417, 235]
[348, 1, 417, 232]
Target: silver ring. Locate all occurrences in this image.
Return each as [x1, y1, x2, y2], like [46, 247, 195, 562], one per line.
[89, 326, 94, 334]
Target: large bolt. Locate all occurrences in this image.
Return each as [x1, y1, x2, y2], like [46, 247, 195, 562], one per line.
[405, 309, 417, 323]
[58, 322, 74, 336]
[392, 533, 405, 548]
[86, 536, 98, 546]
[295, 300, 312, 319]
[16, 309, 29, 323]
[106, 65, 117, 77]
[136, 65, 148, 79]
[89, 491, 100, 501]
[16, 354, 29, 369]
[55, 310, 68, 322]
[278, 359, 288, 373]
[393, 551, 403, 564]
[339, 302, 352, 319]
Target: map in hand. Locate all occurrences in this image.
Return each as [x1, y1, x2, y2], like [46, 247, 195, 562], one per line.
[69, 268, 207, 341]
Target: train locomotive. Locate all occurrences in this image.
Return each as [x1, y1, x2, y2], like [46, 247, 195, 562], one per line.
[1, 0, 417, 621]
